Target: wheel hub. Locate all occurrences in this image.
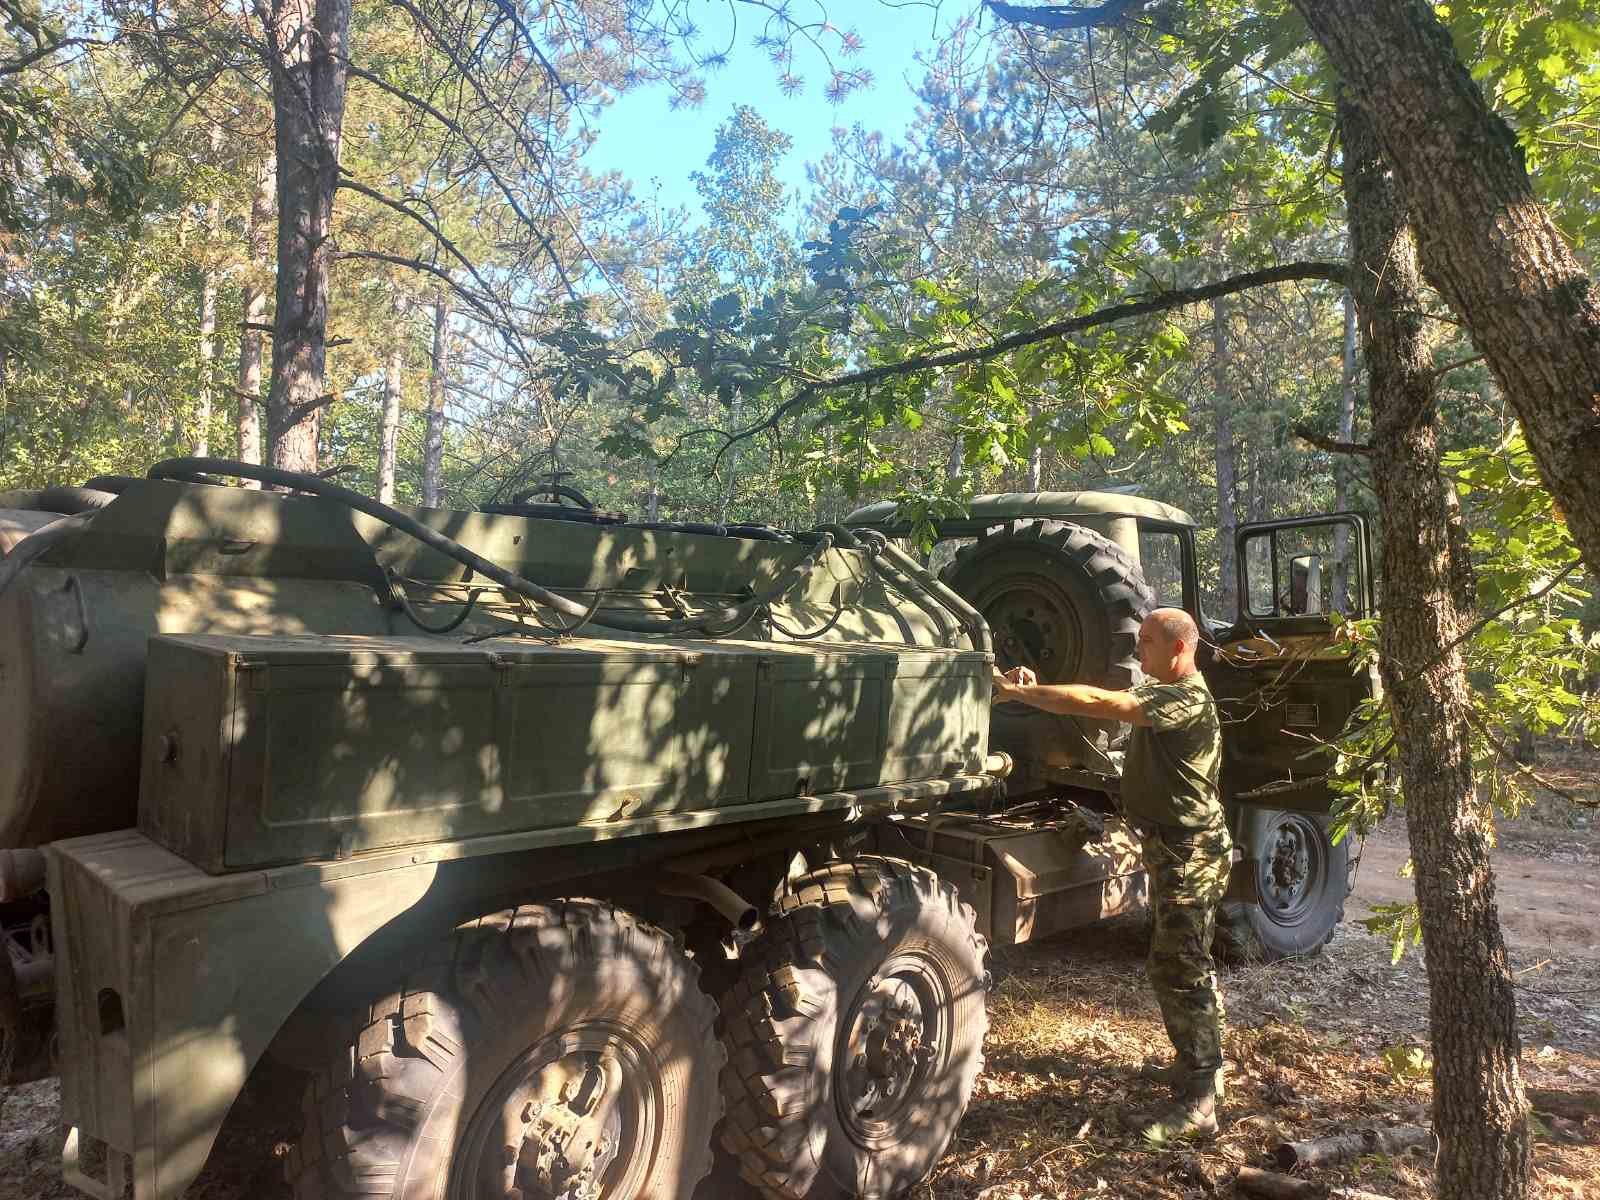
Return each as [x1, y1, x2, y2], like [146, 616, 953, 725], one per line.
[984, 582, 1080, 679]
[467, 1043, 635, 1200]
[841, 977, 934, 1124]
[1256, 814, 1327, 925]
[1269, 827, 1310, 897]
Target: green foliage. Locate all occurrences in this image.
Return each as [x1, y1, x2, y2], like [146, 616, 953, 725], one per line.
[1443, 0, 1600, 246]
[1379, 1041, 1432, 1081]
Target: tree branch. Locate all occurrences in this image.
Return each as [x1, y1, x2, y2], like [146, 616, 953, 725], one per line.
[1427, 559, 1584, 668]
[1466, 709, 1596, 807]
[0, 35, 105, 77]
[716, 261, 1349, 452]
[333, 250, 486, 322]
[340, 58, 578, 301]
[986, 0, 1152, 31]
[283, 391, 341, 427]
[1294, 424, 1373, 457]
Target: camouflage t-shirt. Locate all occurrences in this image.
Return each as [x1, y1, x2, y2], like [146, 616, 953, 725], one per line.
[1120, 671, 1223, 830]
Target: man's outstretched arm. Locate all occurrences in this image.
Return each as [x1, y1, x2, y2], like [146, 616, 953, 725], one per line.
[992, 667, 1149, 726]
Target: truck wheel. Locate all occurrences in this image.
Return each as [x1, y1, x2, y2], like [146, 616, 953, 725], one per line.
[719, 857, 988, 1200]
[941, 520, 1152, 687]
[287, 900, 723, 1200]
[1220, 810, 1348, 961]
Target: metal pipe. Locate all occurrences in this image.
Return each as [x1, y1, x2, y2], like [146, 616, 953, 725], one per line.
[816, 523, 919, 645]
[656, 872, 760, 931]
[873, 536, 994, 657]
[0, 849, 47, 902]
[659, 815, 854, 877]
[0, 513, 94, 602]
[818, 524, 953, 647]
[146, 458, 834, 639]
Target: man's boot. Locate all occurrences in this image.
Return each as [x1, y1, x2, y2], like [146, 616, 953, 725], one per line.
[1138, 1058, 1226, 1102]
[1137, 1076, 1220, 1145]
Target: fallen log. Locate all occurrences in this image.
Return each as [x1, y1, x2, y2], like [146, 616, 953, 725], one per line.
[1526, 1088, 1600, 1121]
[1274, 1124, 1434, 1171]
[1235, 1165, 1398, 1200]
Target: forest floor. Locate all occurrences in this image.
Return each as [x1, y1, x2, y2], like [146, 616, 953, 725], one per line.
[2, 745, 1597, 1199]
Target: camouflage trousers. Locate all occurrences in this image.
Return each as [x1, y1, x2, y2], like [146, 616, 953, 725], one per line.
[1141, 823, 1232, 1092]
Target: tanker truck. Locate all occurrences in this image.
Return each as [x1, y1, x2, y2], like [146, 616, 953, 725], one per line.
[0, 462, 1373, 1200]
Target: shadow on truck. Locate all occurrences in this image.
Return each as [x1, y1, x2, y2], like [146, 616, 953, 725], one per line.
[0, 465, 1373, 1200]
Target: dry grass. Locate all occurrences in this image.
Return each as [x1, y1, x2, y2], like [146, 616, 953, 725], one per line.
[911, 916, 1600, 1200]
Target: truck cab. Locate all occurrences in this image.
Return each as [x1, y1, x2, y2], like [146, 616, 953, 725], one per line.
[844, 491, 1377, 961]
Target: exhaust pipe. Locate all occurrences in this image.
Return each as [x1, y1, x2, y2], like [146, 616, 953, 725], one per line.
[657, 872, 760, 932]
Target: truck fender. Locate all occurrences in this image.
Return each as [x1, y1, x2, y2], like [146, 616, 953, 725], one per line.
[50, 832, 445, 1200]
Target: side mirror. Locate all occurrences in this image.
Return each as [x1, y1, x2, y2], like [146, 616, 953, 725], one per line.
[1287, 554, 1323, 615]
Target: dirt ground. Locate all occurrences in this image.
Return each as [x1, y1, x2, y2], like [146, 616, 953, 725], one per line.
[3, 749, 1598, 1199]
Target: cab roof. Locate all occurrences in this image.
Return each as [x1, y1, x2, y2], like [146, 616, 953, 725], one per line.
[842, 490, 1197, 536]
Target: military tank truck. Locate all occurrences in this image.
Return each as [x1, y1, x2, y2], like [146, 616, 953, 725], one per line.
[842, 493, 1377, 964]
[2, 460, 1010, 1200]
[0, 463, 1372, 1200]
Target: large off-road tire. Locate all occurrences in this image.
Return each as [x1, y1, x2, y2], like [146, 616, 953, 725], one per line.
[287, 900, 723, 1200]
[1219, 809, 1349, 962]
[719, 857, 988, 1200]
[941, 519, 1154, 687]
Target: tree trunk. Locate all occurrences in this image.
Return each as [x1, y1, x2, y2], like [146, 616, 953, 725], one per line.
[263, 0, 353, 476]
[197, 255, 217, 458]
[1341, 94, 1530, 1200]
[1212, 295, 1238, 620]
[1332, 289, 1358, 608]
[422, 291, 450, 507]
[377, 299, 404, 505]
[237, 152, 274, 484]
[719, 392, 742, 523]
[197, 123, 221, 459]
[1295, 0, 1600, 582]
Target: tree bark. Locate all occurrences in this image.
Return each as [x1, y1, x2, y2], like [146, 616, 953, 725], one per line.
[263, 0, 352, 475]
[236, 151, 274, 483]
[1332, 289, 1358, 608]
[422, 291, 449, 507]
[719, 392, 742, 523]
[377, 298, 405, 505]
[1212, 294, 1238, 620]
[1341, 94, 1530, 1200]
[197, 123, 222, 459]
[1295, 0, 1600, 583]
[197, 248, 217, 458]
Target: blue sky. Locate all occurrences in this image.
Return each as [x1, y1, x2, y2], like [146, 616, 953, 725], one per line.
[583, 6, 954, 218]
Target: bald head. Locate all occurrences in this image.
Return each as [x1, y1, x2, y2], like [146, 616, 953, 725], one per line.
[1137, 607, 1200, 683]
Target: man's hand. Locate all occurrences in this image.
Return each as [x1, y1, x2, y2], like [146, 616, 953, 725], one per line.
[992, 664, 1038, 703]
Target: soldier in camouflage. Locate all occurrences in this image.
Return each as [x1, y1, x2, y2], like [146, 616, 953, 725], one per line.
[993, 607, 1229, 1142]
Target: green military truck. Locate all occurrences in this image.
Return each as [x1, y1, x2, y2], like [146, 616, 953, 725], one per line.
[0, 463, 1372, 1200]
[843, 492, 1375, 963]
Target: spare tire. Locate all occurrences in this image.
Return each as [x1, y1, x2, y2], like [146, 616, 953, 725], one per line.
[942, 520, 1154, 778]
[941, 520, 1153, 687]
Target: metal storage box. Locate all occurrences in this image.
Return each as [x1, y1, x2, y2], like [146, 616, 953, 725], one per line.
[138, 633, 989, 872]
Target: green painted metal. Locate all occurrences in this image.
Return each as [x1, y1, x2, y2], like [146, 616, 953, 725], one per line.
[843, 490, 1199, 534]
[137, 632, 987, 873]
[4, 475, 998, 1200]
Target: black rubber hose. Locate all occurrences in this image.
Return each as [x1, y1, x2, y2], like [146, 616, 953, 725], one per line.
[0, 513, 94, 600]
[38, 486, 118, 514]
[146, 458, 832, 637]
[80, 475, 138, 495]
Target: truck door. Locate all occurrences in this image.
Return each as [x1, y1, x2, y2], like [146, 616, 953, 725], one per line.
[1202, 513, 1377, 814]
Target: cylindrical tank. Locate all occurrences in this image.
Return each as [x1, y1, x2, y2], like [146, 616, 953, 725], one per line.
[0, 480, 957, 849]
